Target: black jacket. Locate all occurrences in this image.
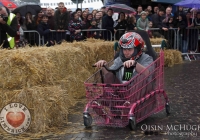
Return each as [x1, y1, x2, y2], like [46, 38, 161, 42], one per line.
[37, 22, 51, 44]
[102, 15, 114, 31]
[152, 14, 166, 29]
[54, 10, 70, 30]
[176, 20, 187, 39]
[0, 7, 17, 48]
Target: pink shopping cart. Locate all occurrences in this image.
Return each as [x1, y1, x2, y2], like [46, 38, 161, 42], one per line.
[83, 50, 170, 130]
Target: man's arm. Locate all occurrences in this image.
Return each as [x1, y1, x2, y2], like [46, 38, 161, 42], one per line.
[2, 17, 17, 37]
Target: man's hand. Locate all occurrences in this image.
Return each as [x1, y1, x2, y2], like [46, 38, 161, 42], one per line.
[0, 17, 6, 24]
[94, 60, 107, 68]
[124, 60, 135, 68]
[162, 27, 168, 31]
[114, 29, 117, 34]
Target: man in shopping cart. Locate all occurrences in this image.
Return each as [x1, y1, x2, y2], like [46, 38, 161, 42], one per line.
[94, 32, 153, 83]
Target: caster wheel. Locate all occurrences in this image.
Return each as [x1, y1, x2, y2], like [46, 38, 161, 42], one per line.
[129, 117, 136, 131]
[166, 103, 170, 115]
[83, 114, 92, 127]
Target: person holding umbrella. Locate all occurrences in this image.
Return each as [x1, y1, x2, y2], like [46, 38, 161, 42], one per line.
[0, 6, 18, 48]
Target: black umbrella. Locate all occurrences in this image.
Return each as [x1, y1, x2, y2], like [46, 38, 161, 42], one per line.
[12, 4, 42, 16]
[106, 4, 136, 14]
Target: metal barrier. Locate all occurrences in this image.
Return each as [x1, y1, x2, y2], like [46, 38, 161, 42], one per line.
[81, 29, 113, 41]
[23, 30, 41, 46]
[148, 28, 177, 49]
[177, 28, 200, 61]
[114, 28, 177, 49]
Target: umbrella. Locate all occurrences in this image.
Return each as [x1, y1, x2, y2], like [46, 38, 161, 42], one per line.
[12, 4, 42, 16]
[175, 0, 200, 8]
[106, 4, 136, 14]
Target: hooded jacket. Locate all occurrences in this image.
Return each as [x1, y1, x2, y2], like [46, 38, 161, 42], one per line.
[110, 53, 153, 83]
[0, 6, 17, 48]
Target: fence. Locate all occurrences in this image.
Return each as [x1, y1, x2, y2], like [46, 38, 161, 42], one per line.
[13, 28, 200, 61]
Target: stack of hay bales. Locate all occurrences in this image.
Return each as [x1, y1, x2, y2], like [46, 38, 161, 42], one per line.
[150, 38, 183, 67]
[0, 39, 113, 133]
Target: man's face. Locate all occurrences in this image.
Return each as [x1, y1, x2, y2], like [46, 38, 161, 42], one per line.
[98, 11, 103, 18]
[186, 13, 191, 18]
[95, 13, 100, 19]
[154, 7, 158, 13]
[107, 10, 113, 16]
[159, 11, 164, 16]
[0, 7, 8, 16]
[123, 48, 134, 58]
[77, 11, 82, 17]
[166, 8, 171, 15]
[46, 8, 52, 16]
[137, 7, 143, 13]
[147, 6, 152, 11]
[59, 4, 64, 12]
[179, 7, 183, 11]
[85, 9, 89, 13]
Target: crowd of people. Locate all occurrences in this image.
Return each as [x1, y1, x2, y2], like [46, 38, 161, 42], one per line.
[1, 2, 200, 52]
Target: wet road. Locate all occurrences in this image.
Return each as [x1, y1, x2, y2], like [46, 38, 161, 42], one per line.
[1, 61, 200, 140]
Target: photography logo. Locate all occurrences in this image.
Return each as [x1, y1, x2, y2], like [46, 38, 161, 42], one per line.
[0, 103, 31, 134]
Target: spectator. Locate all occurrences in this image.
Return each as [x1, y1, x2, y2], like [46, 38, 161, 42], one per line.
[24, 12, 36, 46]
[162, 7, 173, 24]
[84, 13, 93, 29]
[174, 6, 186, 25]
[37, 14, 54, 47]
[102, 8, 114, 40]
[98, 11, 103, 19]
[92, 9, 97, 18]
[136, 5, 143, 20]
[152, 8, 167, 30]
[34, 10, 44, 28]
[85, 8, 89, 14]
[126, 16, 137, 31]
[100, 6, 107, 17]
[15, 12, 26, 48]
[68, 12, 82, 42]
[186, 12, 195, 52]
[95, 12, 102, 29]
[81, 10, 87, 22]
[54, 2, 70, 43]
[194, 12, 200, 52]
[76, 8, 82, 21]
[87, 18, 101, 39]
[114, 12, 127, 40]
[47, 8, 55, 30]
[145, 10, 152, 21]
[148, 21, 153, 38]
[137, 11, 149, 31]
[153, 6, 159, 14]
[176, 14, 187, 53]
[166, 16, 174, 28]
[147, 6, 152, 16]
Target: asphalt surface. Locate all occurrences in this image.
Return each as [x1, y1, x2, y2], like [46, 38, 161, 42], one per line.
[1, 61, 200, 140]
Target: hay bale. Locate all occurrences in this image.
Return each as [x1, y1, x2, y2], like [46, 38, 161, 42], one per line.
[0, 39, 114, 133]
[164, 49, 183, 67]
[0, 86, 69, 132]
[150, 38, 166, 45]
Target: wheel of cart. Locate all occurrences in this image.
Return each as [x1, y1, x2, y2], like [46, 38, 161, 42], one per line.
[83, 30, 170, 129]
